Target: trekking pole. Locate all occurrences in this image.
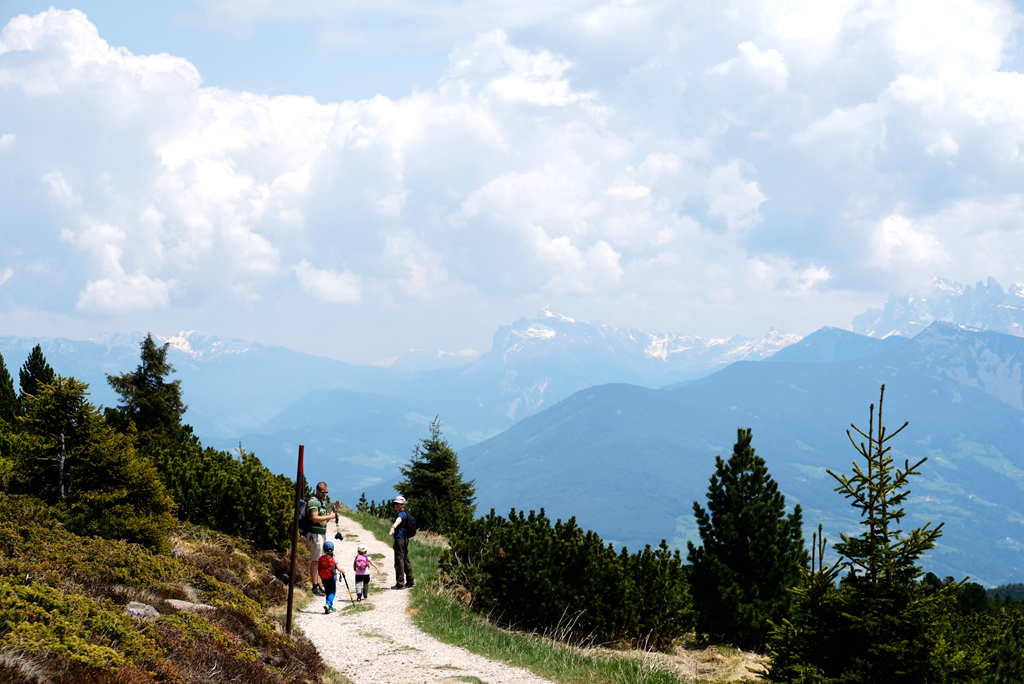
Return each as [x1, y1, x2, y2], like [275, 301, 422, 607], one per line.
[340, 571, 355, 603]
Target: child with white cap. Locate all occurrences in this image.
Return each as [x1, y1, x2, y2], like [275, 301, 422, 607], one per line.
[353, 544, 381, 600]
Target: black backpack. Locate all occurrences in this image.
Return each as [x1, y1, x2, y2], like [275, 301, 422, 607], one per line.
[403, 510, 418, 538]
[297, 499, 313, 535]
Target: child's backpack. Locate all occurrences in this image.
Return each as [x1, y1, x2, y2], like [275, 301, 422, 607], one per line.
[318, 554, 336, 580]
[297, 499, 312, 535]
[355, 554, 369, 573]
[403, 511, 418, 538]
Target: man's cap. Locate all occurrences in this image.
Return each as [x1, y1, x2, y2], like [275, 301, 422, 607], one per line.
[394, 496, 407, 504]
[323, 541, 334, 552]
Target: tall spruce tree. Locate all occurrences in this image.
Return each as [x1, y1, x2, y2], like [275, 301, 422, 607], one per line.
[395, 418, 476, 536]
[688, 427, 806, 650]
[0, 352, 16, 423]
[106, 334, 187, 451]
[18, 344, 55, 402]
[767, 385, 986, 683]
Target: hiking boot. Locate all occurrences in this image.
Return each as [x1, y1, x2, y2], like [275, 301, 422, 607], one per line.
[312, 586, 325, 596]
[324, 604, 331, 614]
[391, 583, 405, 590]
[406, 581, 415, 588]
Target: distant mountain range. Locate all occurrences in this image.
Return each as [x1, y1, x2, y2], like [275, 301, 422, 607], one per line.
[461, 321, 1024, 586]
[0, 310, 796, 494]
[4, 277, 1024, 584]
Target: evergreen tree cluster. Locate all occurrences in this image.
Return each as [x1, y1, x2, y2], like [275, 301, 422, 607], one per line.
[682, 385, 1024, 681]
[0, 338, 295, 552]
[442, 507, 695, 648]
[148, 439, 294, 550]
[356, 493, 397, 519]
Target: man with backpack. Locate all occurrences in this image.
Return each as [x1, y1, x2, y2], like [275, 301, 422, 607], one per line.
[388, 495, 415, 589]
[305, 481, 338, 596]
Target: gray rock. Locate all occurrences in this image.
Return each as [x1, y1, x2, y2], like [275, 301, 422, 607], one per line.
[166, 599, 215, 612]
[126, 601, 160, 619]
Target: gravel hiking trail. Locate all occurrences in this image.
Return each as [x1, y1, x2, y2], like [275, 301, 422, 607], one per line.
[296, 515, 557, 684]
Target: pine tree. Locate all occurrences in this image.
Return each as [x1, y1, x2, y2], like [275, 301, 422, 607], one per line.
[767, 385, 987, 683]
[18, 344, 55, 402]
[688, 427, 806, 650]
[21, 375, 176, 551]
[396, 418, 476, 536]
[0, 352, 16, 423]
[357, 492, 369, 513]
[106, 334, 187, 451]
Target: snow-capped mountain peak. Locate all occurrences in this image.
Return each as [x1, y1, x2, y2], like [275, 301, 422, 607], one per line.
[853, 276, 1024, 339]
[158, 331, 252, 360]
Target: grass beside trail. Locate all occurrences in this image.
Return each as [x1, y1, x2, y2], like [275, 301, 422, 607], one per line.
[341, 509, 687, 684]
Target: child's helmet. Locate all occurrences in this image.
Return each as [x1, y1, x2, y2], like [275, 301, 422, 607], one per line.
[323, 541, 334, 552]
[358, 545, 368, 553]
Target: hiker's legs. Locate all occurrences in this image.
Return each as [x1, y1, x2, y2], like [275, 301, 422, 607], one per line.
[324, 579, 336, 609]
[393, 538, 410, 586]
[305, 534, 325, 589]
[356, 574, 370, 599]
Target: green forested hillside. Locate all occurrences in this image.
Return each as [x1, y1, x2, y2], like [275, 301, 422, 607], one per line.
[0, 338, 326, 683]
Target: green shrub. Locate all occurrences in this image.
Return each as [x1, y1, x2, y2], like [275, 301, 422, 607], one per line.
[0, 578, 162, 671]
[147, 439, 294, 551]
[442, 507, 695, 649]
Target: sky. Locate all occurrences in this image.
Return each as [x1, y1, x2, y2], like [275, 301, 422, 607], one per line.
[3, 0, 1024, 363]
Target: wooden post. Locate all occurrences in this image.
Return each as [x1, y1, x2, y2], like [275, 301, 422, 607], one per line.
[286, 445, 304, 634]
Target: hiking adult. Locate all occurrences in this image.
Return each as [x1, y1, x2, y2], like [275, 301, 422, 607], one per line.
[306, 481, 338, 596]
[388, 496, 414, 589]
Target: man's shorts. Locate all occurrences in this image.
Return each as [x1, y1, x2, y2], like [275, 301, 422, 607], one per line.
[305, 533, 326, 561]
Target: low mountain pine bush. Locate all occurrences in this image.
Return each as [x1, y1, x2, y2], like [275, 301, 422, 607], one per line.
[442, 507, 695, 649]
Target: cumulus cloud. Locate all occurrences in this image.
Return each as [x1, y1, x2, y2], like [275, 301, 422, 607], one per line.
[292, 259, 362, 303]
[5, 2, 1024, 358]
[709, 42, 789, 93]
[76, 272, 171, 314]
[706, 162, 766, 232]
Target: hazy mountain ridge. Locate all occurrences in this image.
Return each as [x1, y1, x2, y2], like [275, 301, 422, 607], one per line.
[460, 322, 1024, 586]
[478, 308, 800, 380]
[0, 310, 796, 497]
[854, 276, 1024, 339]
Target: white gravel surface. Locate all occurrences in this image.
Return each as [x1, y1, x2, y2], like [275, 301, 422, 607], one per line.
[296, 515, 557, 684]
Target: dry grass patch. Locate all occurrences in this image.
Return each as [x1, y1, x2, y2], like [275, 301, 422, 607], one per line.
[662, 642, 767, 682]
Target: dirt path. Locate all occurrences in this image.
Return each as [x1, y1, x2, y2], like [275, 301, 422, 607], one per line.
[296, 515, 557, 684]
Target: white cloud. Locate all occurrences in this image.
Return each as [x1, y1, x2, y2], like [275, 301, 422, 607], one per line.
[525, 226, 623, 294]
[76, 272, 171, 313]
[709, 42, 789, 93]
[42, 170, 77, 205]
[706, 162, 766, 232]
[0, 268, 12, 286]
[292, 259, 362, 303]
[793, 103, 889, 147]
[7, 2, 1024, 357]
[871, 214, 950, 270]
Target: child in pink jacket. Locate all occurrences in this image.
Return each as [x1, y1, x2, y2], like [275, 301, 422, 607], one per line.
[353, 544, 381, 600]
